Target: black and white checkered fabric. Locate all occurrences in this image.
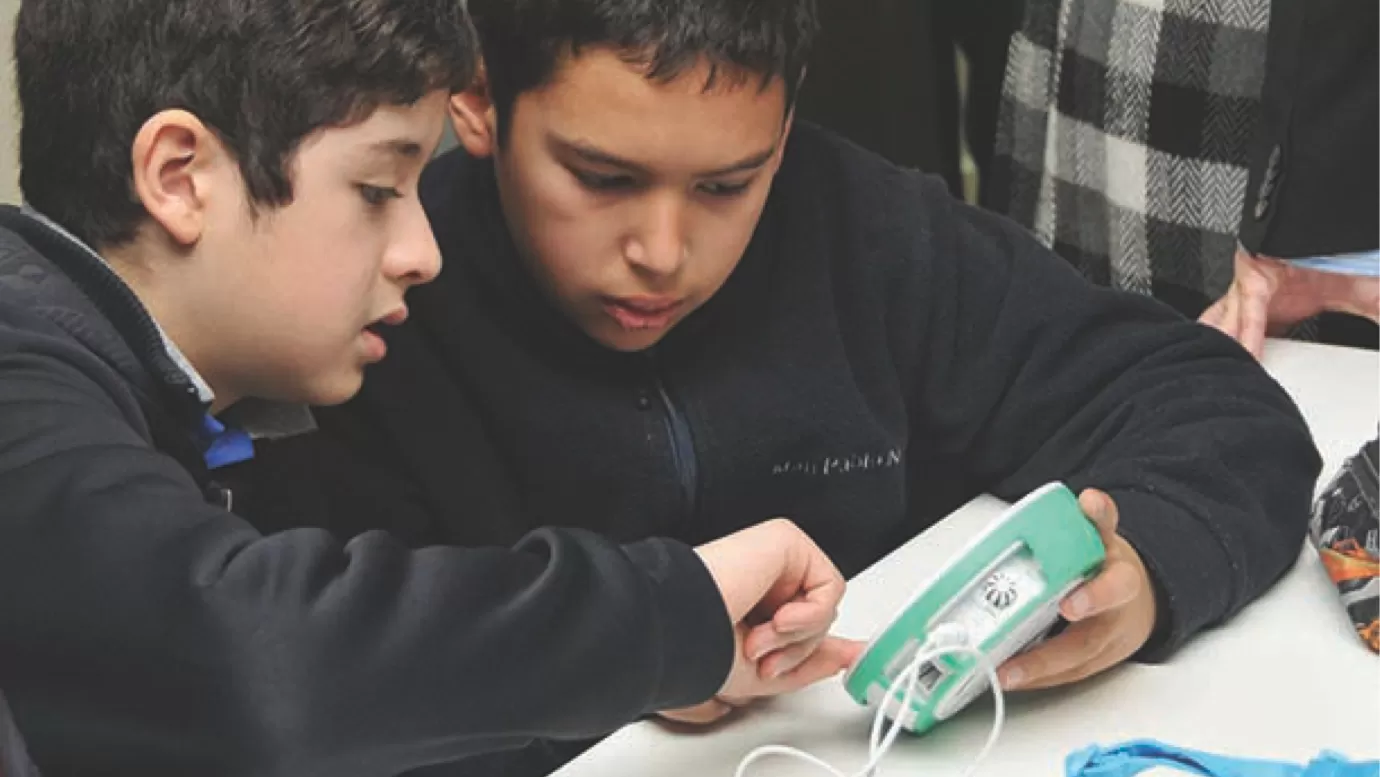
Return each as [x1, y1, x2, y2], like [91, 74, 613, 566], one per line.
[986, 0, 1270, 306]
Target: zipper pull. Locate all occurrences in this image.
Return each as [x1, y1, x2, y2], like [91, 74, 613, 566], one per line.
[205, 482, 234, 513]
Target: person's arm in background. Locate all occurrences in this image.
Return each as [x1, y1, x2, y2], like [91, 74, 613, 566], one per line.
[1201, 0, 1379, 357]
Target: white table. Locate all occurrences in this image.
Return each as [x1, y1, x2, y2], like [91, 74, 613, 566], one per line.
[555, 340, 1380, 776]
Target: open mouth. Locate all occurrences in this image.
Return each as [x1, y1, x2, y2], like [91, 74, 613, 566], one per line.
[366, 307, 408, 333]
[360, 308, 407, 361]
[603, 297, 682, 331]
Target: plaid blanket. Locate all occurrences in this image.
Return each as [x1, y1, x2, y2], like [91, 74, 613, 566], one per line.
[985, 0, 1271, 313]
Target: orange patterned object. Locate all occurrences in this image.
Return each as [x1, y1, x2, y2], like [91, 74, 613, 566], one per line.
[1310, 437, 1379, 653]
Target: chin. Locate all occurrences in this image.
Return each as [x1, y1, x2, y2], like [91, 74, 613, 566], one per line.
[597, 329, 668, 353]
[302, 372, 366, 407]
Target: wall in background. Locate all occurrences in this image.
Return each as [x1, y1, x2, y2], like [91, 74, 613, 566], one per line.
[0, 0, 19, 205]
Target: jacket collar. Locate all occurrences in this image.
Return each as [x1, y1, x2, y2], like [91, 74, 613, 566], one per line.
[0, 206, 315, 443]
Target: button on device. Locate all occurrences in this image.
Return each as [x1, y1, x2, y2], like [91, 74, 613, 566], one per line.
[983, 572, 1020, 610]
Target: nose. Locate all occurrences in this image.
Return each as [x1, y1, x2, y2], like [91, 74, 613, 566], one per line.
[385, 200, 443, 287]
[624, 191, 688, 278]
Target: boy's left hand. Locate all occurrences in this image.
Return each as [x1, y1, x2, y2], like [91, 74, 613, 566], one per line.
[997, 489, 1159, 691]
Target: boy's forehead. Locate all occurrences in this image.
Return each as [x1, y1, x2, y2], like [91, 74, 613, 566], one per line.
[544, 46, 786, 105]
[521, 47, 788, 168]
[308, 94, 450, 159]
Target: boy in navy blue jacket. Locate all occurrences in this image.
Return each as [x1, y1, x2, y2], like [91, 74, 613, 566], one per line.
[0, 1, 860, 774]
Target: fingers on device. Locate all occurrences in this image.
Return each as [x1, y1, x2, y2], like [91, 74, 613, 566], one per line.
[843, 482, 1106, 734]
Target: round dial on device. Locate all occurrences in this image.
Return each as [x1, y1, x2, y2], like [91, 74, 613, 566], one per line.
[982, 571, 1020, 610]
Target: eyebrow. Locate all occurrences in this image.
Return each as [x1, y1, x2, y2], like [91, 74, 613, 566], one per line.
[550, 134, 777, 178]
[368, 138, 426, 159]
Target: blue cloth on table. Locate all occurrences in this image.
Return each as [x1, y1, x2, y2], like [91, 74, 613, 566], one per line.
[1067, 740, 1379, 777]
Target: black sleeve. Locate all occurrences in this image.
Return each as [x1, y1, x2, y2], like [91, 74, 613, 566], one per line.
[1237, 0, 1378, 258]
[904, 177, 1322, 659]
[0, 327, 733, 777]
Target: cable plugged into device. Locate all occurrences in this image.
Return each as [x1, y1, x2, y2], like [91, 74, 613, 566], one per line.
[733, 626, 1005, 777]
[736, 483, 1105, 776]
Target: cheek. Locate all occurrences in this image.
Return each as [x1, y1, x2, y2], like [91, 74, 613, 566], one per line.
[514, 155, 588, 225]
[510, 173, 618, 293]
[691, 199, 767, 280]
[271, 229, 381, 334]
[525, 223, 602, 299]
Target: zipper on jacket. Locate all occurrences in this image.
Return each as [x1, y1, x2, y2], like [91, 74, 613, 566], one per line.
[645, 356, 699, 521]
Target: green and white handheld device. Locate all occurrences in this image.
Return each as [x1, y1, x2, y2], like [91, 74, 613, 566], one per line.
[843, 482, 1105, 735]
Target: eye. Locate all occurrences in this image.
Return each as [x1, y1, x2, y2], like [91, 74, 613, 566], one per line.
[358, 184, 402, 207]
[698, 180, 752, 198]
[571, 168, 636, 192]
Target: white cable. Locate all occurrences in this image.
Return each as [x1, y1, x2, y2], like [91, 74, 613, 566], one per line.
[733, 631, 1005, 777]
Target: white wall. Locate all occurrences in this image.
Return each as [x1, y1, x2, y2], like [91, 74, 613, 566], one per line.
[0, 0, 19, 204]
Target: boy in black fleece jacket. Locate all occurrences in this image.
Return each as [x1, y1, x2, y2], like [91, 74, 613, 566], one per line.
[236, 0, 1325, 735]
[0, 1, 861, 775]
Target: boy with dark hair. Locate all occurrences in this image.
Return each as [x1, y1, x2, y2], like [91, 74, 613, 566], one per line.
[244, 0, 1323, 741]
[0, 1, 859, 774]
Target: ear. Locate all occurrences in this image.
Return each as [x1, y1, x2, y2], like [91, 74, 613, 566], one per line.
[450, 63, 500, 158]
[129, 110, 226, 247]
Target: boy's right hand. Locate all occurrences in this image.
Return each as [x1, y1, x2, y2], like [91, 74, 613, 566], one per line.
[1200, 246, 1380, 358]
[661, 520, 863, 725]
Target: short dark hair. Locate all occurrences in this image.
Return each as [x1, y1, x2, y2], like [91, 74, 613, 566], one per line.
[14, 0, 475, 249]
[467, 0, 819, 141]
